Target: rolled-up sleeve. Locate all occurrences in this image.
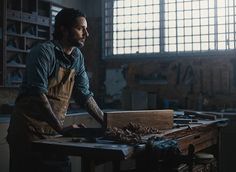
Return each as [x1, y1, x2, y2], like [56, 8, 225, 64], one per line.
[24, 44, 53, 94]
[72, 55, 93, 106]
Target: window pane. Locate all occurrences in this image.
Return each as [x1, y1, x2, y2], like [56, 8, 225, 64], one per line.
[185, 44, 192, 51]
[169, 44, 176, 52]
[201, 35, 208, 42]
[218, 42, 226, 49]
[193, 43, 200, 51]
[169, 37, 176, 44]
[178, 44, 184, 51]
[202, 43, 209, 50]
[193, 35, 200, 42]
[178, 36, 184, 43]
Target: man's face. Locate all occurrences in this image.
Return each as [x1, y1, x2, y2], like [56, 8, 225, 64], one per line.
[67, 17, 89, 48]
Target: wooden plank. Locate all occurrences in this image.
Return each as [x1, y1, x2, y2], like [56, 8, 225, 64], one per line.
[104, 109, 174, 130]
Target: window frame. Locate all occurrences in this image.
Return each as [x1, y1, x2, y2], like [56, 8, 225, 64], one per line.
[102, 0, 236, 60]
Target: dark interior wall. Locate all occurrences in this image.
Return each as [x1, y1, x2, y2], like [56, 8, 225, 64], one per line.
[103, 53, 236, 111]
[50, 0, 84, 9]
[79, 0, 101, 18]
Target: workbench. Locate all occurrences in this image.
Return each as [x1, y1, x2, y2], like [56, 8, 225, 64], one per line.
[32, 118, 227, 172]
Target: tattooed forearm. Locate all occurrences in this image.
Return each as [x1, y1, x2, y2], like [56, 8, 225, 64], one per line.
[85, 96, 104, 126]
[38, 94, 63, 132]
[18, 93, 63, 133]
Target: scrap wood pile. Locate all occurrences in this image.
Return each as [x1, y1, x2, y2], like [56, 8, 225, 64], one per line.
[104, 122, 159, 145]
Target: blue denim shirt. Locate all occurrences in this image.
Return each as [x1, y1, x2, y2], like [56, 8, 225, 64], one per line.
[20, 40, 93, 105]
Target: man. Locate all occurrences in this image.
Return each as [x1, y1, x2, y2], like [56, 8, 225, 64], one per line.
[7, 8, 104, 172]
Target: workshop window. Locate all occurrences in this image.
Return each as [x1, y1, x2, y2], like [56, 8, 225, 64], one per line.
[104, 0, 160, 56]
[103, 0, 236, 57]
[164, 0, 236, 52]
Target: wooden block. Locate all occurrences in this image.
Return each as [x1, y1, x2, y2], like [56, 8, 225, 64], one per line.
[104, 109, 174, 130]
[65, 113, 101, 128]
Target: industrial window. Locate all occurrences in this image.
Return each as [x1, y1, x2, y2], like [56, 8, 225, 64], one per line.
[165, 0, 236, 52]
[104, 0, 160, 56]
[103, 0, 236, 57]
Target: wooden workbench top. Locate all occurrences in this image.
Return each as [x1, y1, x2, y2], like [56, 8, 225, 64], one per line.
[32, 118, 228, 160]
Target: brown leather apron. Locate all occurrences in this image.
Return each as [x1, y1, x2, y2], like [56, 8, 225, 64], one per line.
[24, 66, 76, 139]
[7, 66, 75, 172]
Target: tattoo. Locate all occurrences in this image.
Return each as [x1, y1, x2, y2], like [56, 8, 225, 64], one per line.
[85, 97, 104, 126]
[18, 93, 63, 133]
[39, 94, 63, 132]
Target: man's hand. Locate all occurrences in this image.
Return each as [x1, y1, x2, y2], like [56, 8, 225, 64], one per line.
[61, 123, 86, 135]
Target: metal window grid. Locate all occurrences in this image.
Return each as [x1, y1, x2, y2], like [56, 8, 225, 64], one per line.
[103, 0, 236, 58]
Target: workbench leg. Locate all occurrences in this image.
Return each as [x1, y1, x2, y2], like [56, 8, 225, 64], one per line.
[217, 128, 222, 172]
[81, 158, 95, 172]
[135, 155, 149, 172]
[112, 160, 121, 172]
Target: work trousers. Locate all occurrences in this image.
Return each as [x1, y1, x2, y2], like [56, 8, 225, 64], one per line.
[7, 114, 71, 172]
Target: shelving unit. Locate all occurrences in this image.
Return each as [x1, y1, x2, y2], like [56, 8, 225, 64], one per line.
[0, 0, 56, 87]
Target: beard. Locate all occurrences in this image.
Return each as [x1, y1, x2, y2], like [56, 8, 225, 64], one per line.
[68, 32, 85, 48]
[73, 40, 84, 48]
[69, 38, 84, 48]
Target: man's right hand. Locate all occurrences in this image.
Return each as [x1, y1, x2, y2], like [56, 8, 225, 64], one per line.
[61, 123, 86, 135]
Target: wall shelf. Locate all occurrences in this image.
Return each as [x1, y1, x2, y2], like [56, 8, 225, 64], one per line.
[0, 0, 55, 87]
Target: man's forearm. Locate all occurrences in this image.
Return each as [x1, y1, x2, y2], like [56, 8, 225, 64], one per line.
[18, 93, 63, 133]
[38, 94, 63, 133]
[84, 96, 104, 126]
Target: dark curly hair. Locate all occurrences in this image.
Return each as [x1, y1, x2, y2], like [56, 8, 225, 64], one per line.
[53, 8, 86, 40]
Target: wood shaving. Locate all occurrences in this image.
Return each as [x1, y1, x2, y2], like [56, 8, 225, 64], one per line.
[104, 122, 159, 145]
